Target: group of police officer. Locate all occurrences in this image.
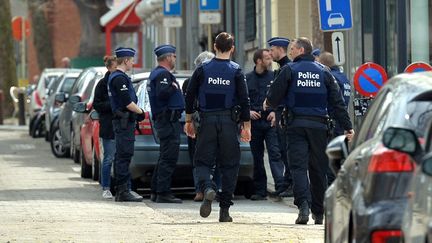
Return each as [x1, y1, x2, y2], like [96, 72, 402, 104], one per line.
[107, 32, 354, 224]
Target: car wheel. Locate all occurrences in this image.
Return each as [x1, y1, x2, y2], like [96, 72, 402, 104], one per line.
[92, 145, 100, 181]
[31, 116, 44, 138]
[71, 130, 80, 164]
[50, 126, 70, 158]
[80, 148, 92, 179]
[29, 115, 37, 136]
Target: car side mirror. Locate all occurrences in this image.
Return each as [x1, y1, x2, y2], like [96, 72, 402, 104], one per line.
[55, 93, 66, 103]
[73, 102, 87, 113]
[89, 110, 99, 120]
[422, 152, 432, 176]
[382, 127, 420, 156]
[326, 135, 349, 175]
[69, 95, 81, 104]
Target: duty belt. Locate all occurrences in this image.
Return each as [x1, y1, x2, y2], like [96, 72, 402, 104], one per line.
[295, 115, 329, 124]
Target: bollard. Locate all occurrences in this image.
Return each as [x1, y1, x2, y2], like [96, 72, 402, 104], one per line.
[0, 90, 3, 125]
[18, 91, 26, 126]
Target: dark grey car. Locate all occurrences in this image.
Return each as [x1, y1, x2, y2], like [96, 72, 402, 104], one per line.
[131, 71, 254, 194]
[325, 72, 432, 242]
[45, 69, 82, 140]
[58, 67, 106, 163]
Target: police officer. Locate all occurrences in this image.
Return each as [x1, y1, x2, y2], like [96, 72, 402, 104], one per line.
[108, 47, 145, 202]
[312, 48, 321, 61]
[319, 51, 352, 185]
[267, 37, 293, 197]
[263, 37, 354, 224]
[147, 44, 184, 203]
[184, 32, 251, 222]
[246, 48, 285, 200]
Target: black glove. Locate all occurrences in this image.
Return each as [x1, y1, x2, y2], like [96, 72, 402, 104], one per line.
[136, 109, 146, 122]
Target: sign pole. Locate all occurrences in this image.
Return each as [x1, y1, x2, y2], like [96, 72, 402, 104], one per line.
[207, 24, 212, 51]
[21, 16, 26, 84]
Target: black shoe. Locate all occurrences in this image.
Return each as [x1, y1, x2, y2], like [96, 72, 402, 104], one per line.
[115, 184, 143, 202]
[156, 193, 182, 203]
[200, 188, 216, 218]
[150, 193, 156, 202]
[279, 187, 294, 197]
[312, 214, 324, 225]
[219, 207, 233, 222]
[295, 201, 310, 224]
[250, 194, 267, 201]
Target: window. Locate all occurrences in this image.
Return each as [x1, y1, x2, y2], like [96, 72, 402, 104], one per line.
[245, 0, 256, 42]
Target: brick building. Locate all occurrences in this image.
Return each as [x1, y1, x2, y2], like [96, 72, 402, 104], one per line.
[27, 0, 81, 83]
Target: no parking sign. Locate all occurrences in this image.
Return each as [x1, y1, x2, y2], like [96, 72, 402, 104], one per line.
[404, 62, 432, 73]
[353, 62, 388, 98]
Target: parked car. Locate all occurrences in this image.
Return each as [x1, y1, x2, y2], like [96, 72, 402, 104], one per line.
[48, 71, 82, 158]
[324, 72, 432, 243]
[381, 90, 432, 243]
[45, 69, 82, 141]
[58, 67, 105, 163]
[29, 68, 69, 131]
[131, 71, 254, 195]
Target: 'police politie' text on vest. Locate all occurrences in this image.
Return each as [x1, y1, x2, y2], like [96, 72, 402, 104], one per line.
[296, 71, 321, 87]
[208, 77, 231, 85]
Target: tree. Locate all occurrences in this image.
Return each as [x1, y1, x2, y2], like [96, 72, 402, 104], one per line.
[73, 0, 108, 57]
[311, 0, 324, 50]
[28, 0, 55, 70]
[0, 0, 18, 116]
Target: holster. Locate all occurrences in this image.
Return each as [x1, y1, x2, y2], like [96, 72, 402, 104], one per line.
[114, 110, 130, 129]
[280, 108, 293, 128]
[327, 118, 336, 138]
[231, 105, 241, 123]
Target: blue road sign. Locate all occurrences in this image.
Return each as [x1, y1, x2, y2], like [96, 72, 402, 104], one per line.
[318, 0, 352, 31]
[163, 0, 181, 16]
[199, 0, 220, 11]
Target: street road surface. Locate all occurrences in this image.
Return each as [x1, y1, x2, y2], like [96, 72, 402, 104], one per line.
[0, 129, 324, 242]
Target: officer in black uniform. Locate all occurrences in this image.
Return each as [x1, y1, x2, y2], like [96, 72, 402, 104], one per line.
[184, 32, 251, 222]
[264, 37, 355, 225]
[108, 47, 145, 202]
[319, 51, 352, 185]
[147, 44, 184, 203]
[267, 37, 293, 197]
[246, 48, 285, 200]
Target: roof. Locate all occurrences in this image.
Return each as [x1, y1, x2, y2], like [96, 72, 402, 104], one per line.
[100, 0, 135, 27]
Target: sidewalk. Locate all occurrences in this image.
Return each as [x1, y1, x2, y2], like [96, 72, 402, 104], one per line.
[0, 117, 28, 131]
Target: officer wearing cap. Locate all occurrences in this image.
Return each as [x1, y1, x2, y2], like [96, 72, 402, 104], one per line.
[267, 36, 293, 198]
[108, 47, 145, 202]
[263, 37, 355, 225]
[147, 44, 184, 203]
[184, 32, 251, 222]
[312, 48, 321, 61]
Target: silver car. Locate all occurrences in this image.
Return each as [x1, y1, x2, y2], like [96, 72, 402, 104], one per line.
[130, 71, 254, 195]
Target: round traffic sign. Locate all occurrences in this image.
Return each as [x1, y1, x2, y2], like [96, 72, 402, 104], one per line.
[404, 62, 432, 73]
[11, 16, 30, 41]
[353, 62, 388, 98]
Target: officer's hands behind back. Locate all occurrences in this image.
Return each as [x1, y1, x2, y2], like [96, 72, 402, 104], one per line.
[184, 122, 195, 139]
[345, 129, 355, 142]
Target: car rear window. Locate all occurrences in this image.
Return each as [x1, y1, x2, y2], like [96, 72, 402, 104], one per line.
[60, 77, 78, 94]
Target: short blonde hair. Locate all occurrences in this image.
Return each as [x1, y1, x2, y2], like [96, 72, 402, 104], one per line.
[194, 51, 215, 67]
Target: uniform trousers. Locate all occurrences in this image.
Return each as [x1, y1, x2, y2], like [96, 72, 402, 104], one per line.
[112, 120, 135, 187]
[194, 111, 240, 208]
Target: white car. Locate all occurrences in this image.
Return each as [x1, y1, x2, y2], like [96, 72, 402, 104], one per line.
[328, 13, 345, 27]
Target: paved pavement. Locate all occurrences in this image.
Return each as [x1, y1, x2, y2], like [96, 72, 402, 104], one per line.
[0, 129, 324, 242]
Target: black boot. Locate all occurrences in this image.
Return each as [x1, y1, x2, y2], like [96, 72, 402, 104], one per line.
[115, 184, 143, 202]
[200, 188, 216, 218]
[312, 214, 324, 225]
[219, 207, 233, 222]
[156, 193, 182, 203]
[295, 201, 310, 224]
